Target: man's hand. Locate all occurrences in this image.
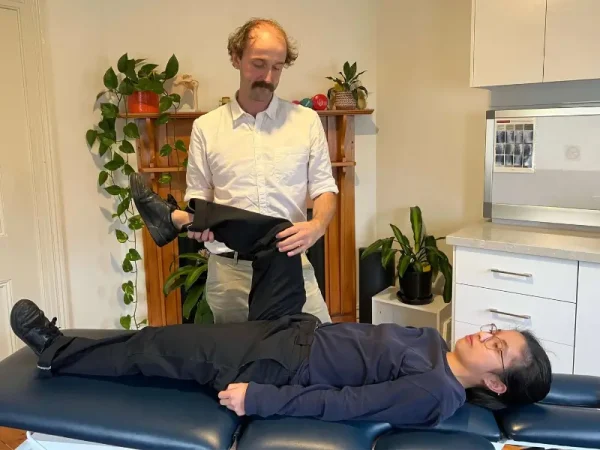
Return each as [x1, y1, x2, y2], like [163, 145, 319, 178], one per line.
[218, 383, 248, 416]
[188, 228, 215, 243]
[276, 221, 325, 256]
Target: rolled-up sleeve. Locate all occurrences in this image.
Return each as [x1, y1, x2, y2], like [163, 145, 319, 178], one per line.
[307, 113, 339, 200]
[184, 119, 214, 202]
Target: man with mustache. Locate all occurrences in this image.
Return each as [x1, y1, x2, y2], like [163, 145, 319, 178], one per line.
[183, 18, 338, 324]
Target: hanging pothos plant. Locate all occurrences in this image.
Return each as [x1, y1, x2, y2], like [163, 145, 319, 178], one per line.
[85, 53, 187, 330]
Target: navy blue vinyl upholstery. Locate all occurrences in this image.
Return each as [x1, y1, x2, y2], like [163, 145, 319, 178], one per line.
[0, 329, 240, 450]
[374, 430, 496, 450]
[237, 417, 391, 450]
[2, 328, 600, 450]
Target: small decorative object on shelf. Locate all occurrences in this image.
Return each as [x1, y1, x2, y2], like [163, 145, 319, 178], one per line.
[171, 74, 200, 111]
[219, 96, 231, 107]
[361, 206, 453, 305]
[311, 93, 328, 111]
[327, 61, 369, 110]
[300, 97, 313, 108]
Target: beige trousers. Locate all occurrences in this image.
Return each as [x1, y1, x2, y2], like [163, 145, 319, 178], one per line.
[205, 253, 331, 324]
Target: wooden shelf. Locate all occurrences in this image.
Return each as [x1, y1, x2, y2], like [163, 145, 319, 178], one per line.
[139, 167, 186, 173]
[118, 109, 373, 119]
[331, 161, 356, 167]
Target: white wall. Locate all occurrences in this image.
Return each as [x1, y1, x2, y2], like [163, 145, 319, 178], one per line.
[41, 0, 377, 328]
[374, 0, 489, 260]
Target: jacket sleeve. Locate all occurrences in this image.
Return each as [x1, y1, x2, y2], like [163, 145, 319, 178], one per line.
[243, 378, 443, 427]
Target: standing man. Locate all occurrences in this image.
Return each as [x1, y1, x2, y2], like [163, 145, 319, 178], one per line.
[184, 18, 338, 324]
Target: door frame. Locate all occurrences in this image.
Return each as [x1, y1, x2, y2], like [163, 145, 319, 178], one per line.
[2, 0, 71, 328]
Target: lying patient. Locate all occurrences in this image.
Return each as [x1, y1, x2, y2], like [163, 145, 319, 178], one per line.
[10, 173, 552, 428]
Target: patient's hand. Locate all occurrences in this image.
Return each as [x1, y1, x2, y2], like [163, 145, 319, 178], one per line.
[218, 383, 248, 416]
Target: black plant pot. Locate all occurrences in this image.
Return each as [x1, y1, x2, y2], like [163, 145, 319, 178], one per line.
[397, 269, 434, 305]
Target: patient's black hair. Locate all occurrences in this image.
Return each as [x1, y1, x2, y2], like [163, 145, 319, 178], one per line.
[466, 330, 552, 411]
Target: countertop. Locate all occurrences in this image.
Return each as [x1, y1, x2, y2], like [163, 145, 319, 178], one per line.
[445, 220, 600, 263]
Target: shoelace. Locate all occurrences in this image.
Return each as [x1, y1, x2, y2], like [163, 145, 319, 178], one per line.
[49, 317, 60, 333]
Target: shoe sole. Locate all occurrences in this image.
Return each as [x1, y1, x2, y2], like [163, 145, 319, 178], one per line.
[130, 174, 170, 247]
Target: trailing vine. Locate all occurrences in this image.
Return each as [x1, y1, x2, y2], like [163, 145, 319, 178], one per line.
[85, 53, 183, 329]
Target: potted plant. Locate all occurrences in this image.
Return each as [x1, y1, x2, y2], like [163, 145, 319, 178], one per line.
[98, 53, 180, 114]
[163, 246, 213, 324]
[361, 206, 453, 305]
[326, 61, 368, 110]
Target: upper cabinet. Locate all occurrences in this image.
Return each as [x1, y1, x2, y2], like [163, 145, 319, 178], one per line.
[471, 0, 600, 87]
[544, 0, 600, 83]
[470, 0, 546, 87]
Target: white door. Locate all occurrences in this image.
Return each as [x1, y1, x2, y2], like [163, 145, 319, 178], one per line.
[470, 0, 546, 87]
[0, 0, 69, 360]
[543, 0, 600, 82]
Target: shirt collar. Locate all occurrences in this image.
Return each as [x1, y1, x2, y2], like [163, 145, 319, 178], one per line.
[230, 91, 279, 121]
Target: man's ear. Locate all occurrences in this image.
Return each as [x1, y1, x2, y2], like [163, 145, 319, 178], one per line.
[232, 55, 241, 69]
[482, 374, 507, 395]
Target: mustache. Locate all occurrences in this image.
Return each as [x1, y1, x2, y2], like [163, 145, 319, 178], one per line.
[252, 80, 275, 91]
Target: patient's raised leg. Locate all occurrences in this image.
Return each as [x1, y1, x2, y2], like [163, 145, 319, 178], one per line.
[130, 172, 311, 322]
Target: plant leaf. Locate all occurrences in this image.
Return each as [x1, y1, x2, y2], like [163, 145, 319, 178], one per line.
[86, 129, 98, 147]
[175, 140, 187, 152]
[116, 229, 128, 243]
[138, 63, 159, 78]
[123, 122, 140, 139]
[128, 248, 142, 261]
[103, 67, 118, 90]
[159, 144, 172, 157]
[184, 265, 208, 291]
[119, 140, 135, 154]
[397, 253, 412, 278]
[410, 206, 423, 252]
[123, 293, 134, 305]
[158, 173, 172, 184]
[169, 93, 181, 103]
[390, 224, 413, 256]
[122, 281, 134, 295]
[159, 95, 173, 113]
[120, 315, 132, 330]
[105, 185, 122, 195]
[117, 53, 129, 73]
[360, 239, 384, 260]
[118, 78, 135, 96]
[381, 246, 396, 269]
[117, 197, 130, 216]
[122, 257, 133, 272]
[98, 170, 109, 186]
[122, 164, 135, 176]
[128, 215, 144, 230]
[104, 152, 125, 171]
[164, 54, 179, 79]
[182, 284, 204, 319]
[157, 113, 170, 125]
[178, 252, 208, 262]
[101, 102, 119, 119]
[163, 266, 197, 295]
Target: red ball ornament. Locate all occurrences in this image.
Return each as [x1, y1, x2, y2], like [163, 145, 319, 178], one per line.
[311, 94, 328, 110]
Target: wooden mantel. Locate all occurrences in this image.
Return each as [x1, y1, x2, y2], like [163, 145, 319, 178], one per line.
[127, 108, 374, 326]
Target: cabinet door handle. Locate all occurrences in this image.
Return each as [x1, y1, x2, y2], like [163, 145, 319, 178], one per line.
[488, 308, 531, 320]
[489, 268, 532, 278]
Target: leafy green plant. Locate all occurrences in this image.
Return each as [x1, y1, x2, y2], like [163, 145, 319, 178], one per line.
[326, 61, 369, 102]
[361, 206, 453, 303]
[85, 53, 188, 329]
[163, 250, 214, 324]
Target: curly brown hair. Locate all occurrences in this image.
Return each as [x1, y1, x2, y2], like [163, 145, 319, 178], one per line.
[227, 18, 299, 67]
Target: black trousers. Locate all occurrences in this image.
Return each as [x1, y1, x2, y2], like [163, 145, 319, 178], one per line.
[40, 199, 320, 391]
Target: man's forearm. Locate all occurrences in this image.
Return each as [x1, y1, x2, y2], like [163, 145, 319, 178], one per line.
[311, 192, 336, 234]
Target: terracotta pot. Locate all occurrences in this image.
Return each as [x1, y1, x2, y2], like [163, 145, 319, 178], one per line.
[127, 91, 159, 114]
[334, 91, 357, 110]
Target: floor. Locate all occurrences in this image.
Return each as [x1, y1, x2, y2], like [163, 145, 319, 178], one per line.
[0, 428, 25, 449]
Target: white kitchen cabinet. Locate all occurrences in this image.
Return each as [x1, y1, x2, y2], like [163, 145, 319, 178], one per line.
[470, 0, 546, 87]
[574, 262, 600, 377]
[543, 0, 600, 82]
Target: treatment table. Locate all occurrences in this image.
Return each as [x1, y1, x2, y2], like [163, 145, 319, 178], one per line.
[1, 329, 600, 450]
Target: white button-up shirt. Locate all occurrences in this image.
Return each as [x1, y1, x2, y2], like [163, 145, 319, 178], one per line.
[184, 94, 339, 254]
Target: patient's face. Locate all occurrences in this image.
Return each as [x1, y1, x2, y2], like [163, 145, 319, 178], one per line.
[454, 328, 527, 376]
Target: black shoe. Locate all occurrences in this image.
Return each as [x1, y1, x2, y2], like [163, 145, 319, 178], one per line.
[10, 299, 63, 356]
[129, 173, 181, 247]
